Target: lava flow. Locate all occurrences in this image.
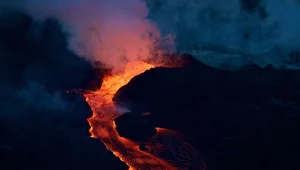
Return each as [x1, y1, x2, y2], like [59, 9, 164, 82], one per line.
[84, 61, 177, 170]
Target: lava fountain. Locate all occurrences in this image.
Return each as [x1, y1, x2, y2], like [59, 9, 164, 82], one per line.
[84, 61, 177, 170]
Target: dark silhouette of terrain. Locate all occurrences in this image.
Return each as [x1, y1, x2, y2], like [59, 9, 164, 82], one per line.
[115, 54, 300, 170]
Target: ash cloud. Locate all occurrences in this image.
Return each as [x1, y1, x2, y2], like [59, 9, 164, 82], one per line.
[146, 0, 300, 68]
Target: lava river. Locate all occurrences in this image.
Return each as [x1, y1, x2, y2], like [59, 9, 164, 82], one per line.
[84, 61, 206, 170]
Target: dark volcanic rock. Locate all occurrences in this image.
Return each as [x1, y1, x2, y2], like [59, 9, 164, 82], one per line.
[114, 54, 300, 170]
[115, 112, 157, 142]
[138, 144, 150, 151]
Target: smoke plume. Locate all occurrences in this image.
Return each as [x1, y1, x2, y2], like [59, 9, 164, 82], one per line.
[20, 0, 169, 72]
[2, 0, 300, 69]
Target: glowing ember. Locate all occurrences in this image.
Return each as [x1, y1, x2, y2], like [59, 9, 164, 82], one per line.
[84, 61, 176, 170]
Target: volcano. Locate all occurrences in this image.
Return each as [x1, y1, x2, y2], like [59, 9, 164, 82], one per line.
[1, 11, 300, 170]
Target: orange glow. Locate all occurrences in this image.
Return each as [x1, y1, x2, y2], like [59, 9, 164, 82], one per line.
[84, 61, 177, 170]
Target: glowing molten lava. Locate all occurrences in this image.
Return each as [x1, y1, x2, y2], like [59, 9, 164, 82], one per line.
[84, 61, 176, 170]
